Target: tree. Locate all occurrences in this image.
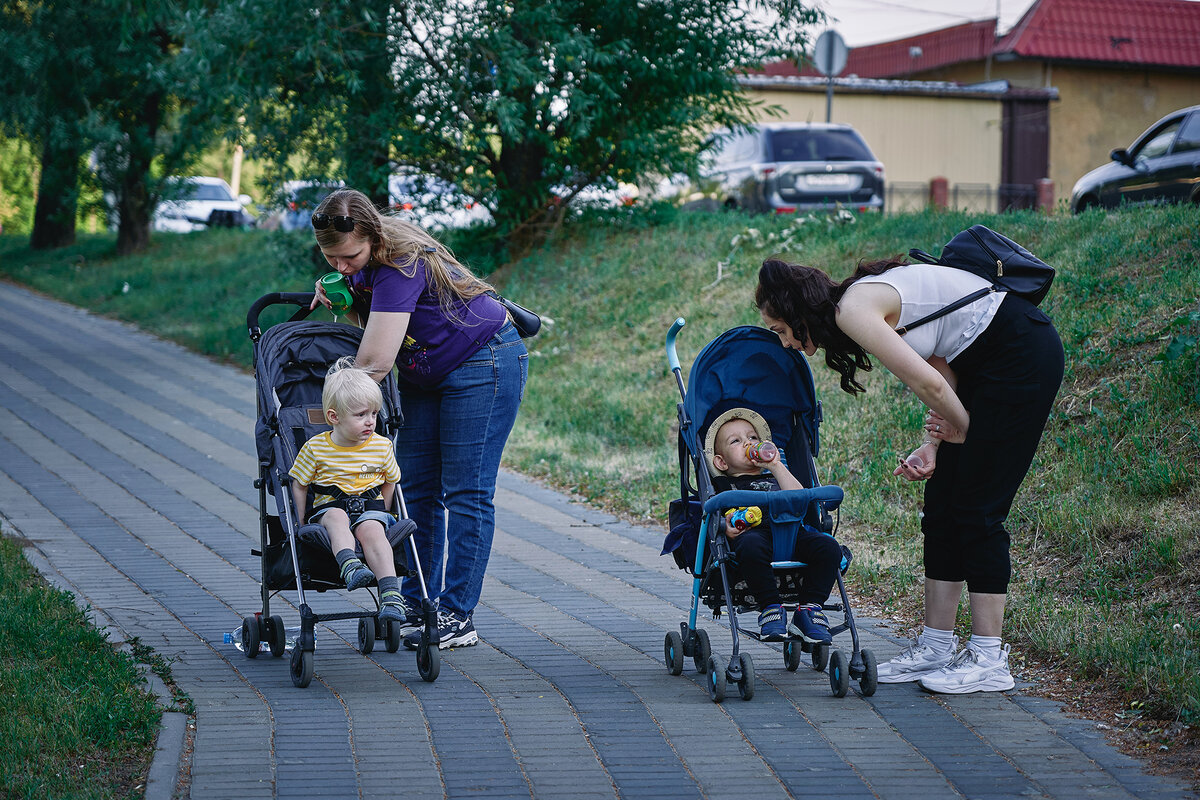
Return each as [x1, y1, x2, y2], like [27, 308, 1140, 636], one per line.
[194, 0, 820, 254]
[392, 0, 818, 252]
[0, 0, 228, 254]
[0, 0, 93, 249]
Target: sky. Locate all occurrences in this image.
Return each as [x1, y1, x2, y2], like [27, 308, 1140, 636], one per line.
[811, 0, 1039, 47]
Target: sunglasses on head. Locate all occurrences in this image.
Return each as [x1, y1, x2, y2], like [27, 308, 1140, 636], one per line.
[311, 213, 356, 232]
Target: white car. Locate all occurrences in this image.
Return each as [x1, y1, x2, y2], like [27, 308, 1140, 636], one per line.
[153, 176, 255, 232]
[388, 173, 492, 230]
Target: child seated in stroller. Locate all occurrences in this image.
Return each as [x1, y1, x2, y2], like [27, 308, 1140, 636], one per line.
[703, 406, 842, 644]
[289, 357, 409, 624]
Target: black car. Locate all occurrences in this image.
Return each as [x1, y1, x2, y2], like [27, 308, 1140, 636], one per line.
[699, 122, 885, 214]
[1070, 104, 1200, 213]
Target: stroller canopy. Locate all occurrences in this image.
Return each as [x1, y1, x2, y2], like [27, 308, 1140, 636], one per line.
[683, 325, 821, 487]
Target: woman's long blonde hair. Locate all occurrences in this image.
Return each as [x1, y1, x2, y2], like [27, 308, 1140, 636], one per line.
[313, 188, 494, 321]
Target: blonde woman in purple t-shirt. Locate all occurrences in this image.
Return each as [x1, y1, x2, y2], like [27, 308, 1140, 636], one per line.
[309, 188, 528, 650]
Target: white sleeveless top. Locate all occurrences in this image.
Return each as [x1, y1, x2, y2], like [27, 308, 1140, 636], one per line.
[853, 263, 1005, 362]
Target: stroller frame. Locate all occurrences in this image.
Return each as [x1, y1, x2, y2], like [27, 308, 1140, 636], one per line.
[663, 318, 878, 701]
[243, 292, 440, 687]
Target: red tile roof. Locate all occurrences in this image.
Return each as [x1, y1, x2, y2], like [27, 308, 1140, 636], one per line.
[996, 0, 1200, 68]
[765, 20, 996, 79]
[761, 0, 1200, 78]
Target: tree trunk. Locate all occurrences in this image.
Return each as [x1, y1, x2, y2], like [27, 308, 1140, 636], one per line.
[30, 137, 80, 250]
[495, 135, 556, 257]
[114, 92, 163, 256]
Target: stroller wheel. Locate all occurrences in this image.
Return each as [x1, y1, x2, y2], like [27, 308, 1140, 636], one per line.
[693, 628, 711, 674]
[664, 631, 684, 676]
[384, 619, 402, 653]
[811, 642, 830, 672]
[783, 640, 801, 672]
[357, 617, 376, 655]
[417, 637, 440, 682]
[829, 650, 850, 698]
[706, 655, 727, 703]
[858, 648, 878, 697]
[242, 616, 262, 659]
[290, 648, 314, 688]
[265, 615, 287, 658]
[736, 653, 756, 701]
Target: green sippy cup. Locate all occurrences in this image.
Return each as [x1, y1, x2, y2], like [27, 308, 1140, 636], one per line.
[319, 272, 353, 313]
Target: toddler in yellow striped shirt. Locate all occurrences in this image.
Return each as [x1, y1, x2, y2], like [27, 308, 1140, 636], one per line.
[289, 357, 412, 626]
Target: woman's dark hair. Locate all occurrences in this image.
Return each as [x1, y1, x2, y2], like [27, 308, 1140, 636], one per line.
[755, 258, 906, 395]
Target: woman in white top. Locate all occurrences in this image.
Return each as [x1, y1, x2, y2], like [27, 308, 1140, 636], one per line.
[756, 257, 1063, 694]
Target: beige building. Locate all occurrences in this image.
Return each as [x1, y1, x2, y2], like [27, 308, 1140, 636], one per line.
[740, 75, 1055, 212]
[751, 0, 1200, 209]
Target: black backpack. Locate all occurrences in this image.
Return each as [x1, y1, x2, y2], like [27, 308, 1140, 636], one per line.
[897, 225, 1055, 335]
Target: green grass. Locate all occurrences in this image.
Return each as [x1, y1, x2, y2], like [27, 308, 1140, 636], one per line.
[2, 203, 1198, 732]
[0, 534, 161, 800]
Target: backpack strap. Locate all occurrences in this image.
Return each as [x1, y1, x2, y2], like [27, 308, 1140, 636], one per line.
[908, 248, 939, 265]
[894, 287, 996, 336]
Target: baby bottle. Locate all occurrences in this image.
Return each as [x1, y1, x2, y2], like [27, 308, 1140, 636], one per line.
[745, 441, 778, 462]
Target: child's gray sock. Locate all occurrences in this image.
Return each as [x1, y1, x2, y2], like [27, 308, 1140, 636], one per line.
[378, 575, 400, 599]
[334, 548, 358, 570]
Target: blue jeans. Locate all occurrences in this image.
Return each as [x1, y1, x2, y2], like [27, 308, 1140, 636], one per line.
[397, 322, 527, 618]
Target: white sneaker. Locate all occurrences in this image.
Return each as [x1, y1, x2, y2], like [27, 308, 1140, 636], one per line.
[877, 635, 959, 683]
[918, 644, 1016, 694]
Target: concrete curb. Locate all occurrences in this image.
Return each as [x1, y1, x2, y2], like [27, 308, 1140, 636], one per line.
[145, 712, 188, 800]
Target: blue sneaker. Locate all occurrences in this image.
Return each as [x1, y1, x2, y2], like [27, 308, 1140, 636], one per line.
[790, 604, 833, 644]
[378, 591, 420, 633]
[340, 559, 375, 591]
[757, 604, 787, 641]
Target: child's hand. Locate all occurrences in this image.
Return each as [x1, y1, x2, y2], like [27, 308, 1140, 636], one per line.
[722, 510, 744, 538]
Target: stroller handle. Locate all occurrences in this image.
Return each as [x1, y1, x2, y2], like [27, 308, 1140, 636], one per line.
[665, 317, 686, 372]
[703, 485, 843, 515]
[247, 292, 319, 342]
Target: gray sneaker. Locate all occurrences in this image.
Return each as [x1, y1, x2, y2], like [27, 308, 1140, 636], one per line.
[918, 644, 1016, 694]
[877, 635, 959, 683]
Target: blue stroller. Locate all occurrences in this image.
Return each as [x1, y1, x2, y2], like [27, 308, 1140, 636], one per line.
[661, 319, 877, 701]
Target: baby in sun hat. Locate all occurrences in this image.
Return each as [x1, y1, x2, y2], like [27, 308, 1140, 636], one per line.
[701, 405, 842, 644]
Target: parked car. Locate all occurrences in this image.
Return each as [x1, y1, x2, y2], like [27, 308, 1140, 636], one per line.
[695, 122, 885, 214]
[388, 173, 492, 230]
[278, 180, 344, 232]
[153, 176, 255, 232]
[552, 178, 640, 211]
[1070, 104, 1200, 213]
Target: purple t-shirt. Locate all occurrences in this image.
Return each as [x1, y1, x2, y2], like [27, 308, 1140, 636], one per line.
[349, 261, 506, 386]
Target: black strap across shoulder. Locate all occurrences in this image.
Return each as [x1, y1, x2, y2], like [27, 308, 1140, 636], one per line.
[894, 286, 996, 336]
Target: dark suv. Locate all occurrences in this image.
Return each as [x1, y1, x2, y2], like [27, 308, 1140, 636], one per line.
[1070, 104, 1200, 213]
[701, 122, 885, 213]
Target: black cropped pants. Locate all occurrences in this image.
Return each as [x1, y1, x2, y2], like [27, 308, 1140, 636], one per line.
[921, 294, 1064, 595]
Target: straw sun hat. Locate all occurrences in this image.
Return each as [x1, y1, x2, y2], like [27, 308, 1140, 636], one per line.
[701, 406, 772, 476]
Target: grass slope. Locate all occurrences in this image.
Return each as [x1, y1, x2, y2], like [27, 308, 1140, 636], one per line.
[1, 204, 1197, 773]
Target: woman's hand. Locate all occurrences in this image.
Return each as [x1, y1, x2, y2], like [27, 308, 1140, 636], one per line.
[924, 410, 966, 444]
[894, 440, 937, 481]
[311, 279, 331, 311]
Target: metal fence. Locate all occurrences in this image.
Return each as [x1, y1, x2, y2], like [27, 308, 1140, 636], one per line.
[885, 182, 1038, 214]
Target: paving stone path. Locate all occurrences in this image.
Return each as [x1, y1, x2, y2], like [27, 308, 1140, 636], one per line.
[0, 281, 1191, 800]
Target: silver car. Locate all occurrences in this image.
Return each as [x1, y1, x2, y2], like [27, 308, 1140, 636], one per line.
[701, 122, 885, 214]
